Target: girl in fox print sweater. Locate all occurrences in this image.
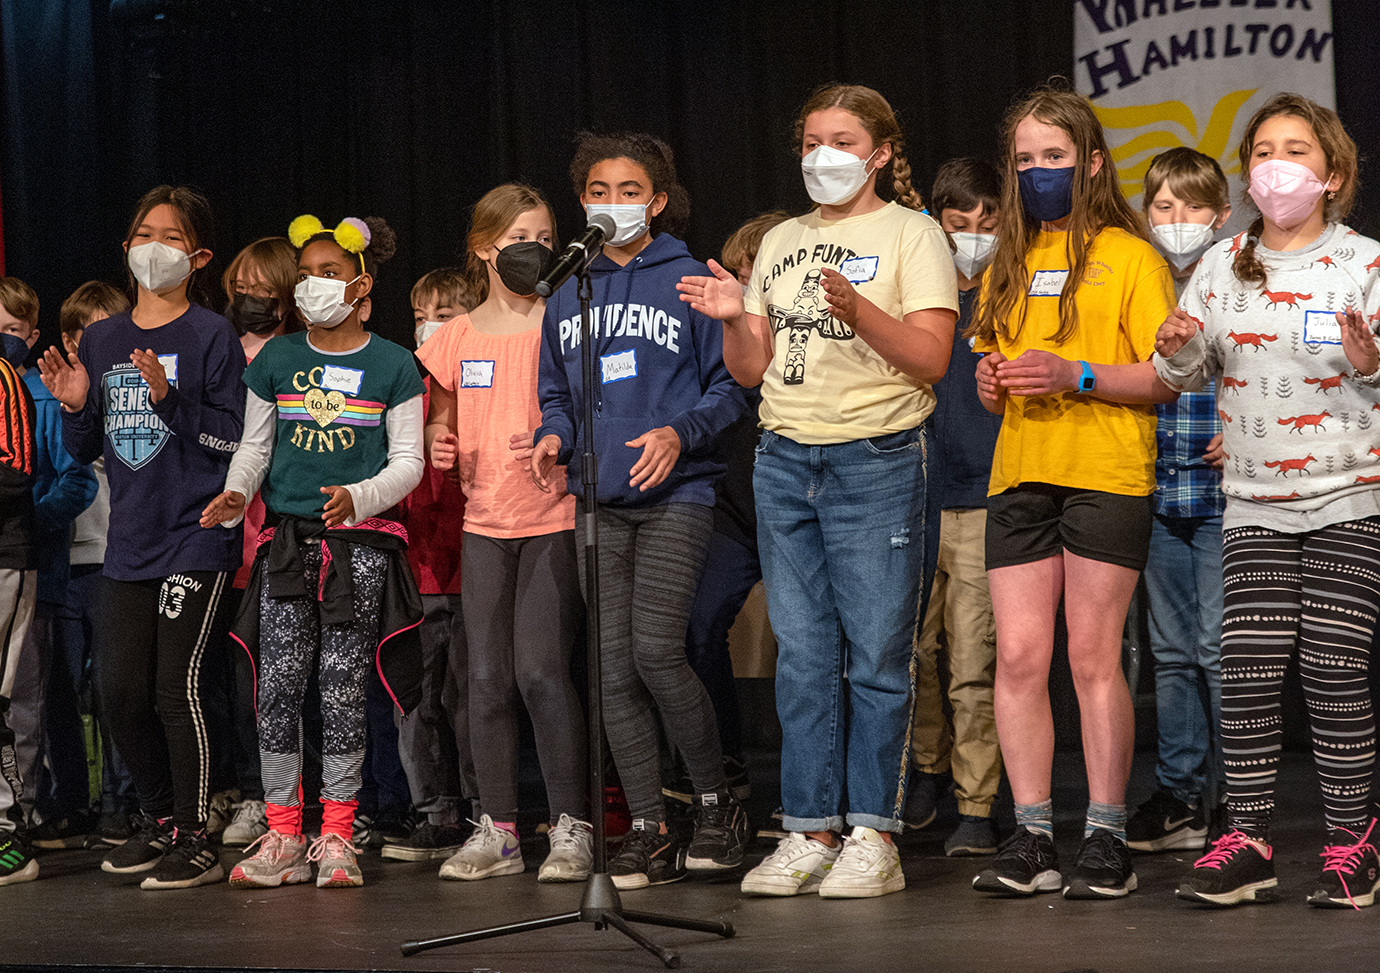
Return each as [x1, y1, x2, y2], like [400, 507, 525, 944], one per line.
[1155, 94, 1380, 910]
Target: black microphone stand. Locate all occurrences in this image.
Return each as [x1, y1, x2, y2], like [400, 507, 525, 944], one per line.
[401, 261, 734, 968]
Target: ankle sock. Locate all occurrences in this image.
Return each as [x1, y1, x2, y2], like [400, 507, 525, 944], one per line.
[493, 820, 519, 837]
[1085, 801, 1126, 842]
[1015, 799, 1054, 839]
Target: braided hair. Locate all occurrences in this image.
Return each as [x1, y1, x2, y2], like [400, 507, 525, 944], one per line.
[792, 84, 923, 211]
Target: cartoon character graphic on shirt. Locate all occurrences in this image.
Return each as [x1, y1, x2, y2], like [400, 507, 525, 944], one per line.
[103, 358, 176, 470]
[767, 269, 854, 385]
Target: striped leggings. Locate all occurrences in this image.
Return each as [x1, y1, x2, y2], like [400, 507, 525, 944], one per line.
[1220, 519, 1380, 839]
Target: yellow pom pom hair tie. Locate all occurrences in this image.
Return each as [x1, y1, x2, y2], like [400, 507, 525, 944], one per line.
[288, 214, 371, 275]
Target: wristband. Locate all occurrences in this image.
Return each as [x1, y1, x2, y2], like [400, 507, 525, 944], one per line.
[1076, 360, 1096, 394]
[1355, 362, 1380, 387]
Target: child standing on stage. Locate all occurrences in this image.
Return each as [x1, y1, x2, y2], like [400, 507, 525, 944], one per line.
[680, 84, 959, 898]
[1125, 148, 1230, 855]
[966, 86, 1175, 901]
[201, 215, 425, 889]
[904, 159, 1006, 858]
[381, 267, 479, 864]
[531, 133, 749, 890]
[1155, 94, 1380, 909]
[38, 186, 246, 890]
[420, 184, 590, 882]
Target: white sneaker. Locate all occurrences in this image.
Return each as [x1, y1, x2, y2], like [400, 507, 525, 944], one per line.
[229, 830, 310, 888]
[817, 826, 905, 898]
[222, 800, 269, 847]
[438, 815, 524, 881]
[740, 831, 841, 896]
[538, 814, 593, 882]
[307, 832, 364, 888]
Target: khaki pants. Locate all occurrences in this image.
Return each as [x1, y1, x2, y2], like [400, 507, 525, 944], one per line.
[910, 508, 1002, 818]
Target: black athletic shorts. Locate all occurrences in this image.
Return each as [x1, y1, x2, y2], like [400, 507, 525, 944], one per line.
[985, 483, 1154, 572]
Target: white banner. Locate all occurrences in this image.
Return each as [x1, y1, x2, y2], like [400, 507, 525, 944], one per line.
[1074, 0, 1335, 215]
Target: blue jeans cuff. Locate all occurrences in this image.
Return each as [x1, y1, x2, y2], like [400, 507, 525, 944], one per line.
[846, 812, 904, 834]
[782, 814, 846, 834]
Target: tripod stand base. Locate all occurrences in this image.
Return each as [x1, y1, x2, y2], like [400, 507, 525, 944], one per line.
[400, 872, 734, 969]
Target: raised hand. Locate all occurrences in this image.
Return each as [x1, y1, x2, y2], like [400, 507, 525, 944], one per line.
[37, 345, 89, 411]
[626, 426, 681, 492]
[975, 351, 1007, 409]
[200, 490, 246, 528]
[1337, 306, 1380, 376]
[676, 259, 744, 321]
[130, 348, 169, 404]
[995, 349, 1079, 396]
[818, 268, 860, 325]
[1155, 307, 1200, 359]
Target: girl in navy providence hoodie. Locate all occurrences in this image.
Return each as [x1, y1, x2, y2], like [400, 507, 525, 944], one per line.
[528, 133, 748, 889]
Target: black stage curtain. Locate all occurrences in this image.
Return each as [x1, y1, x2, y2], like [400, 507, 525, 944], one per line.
[1, 0, 1377, 352]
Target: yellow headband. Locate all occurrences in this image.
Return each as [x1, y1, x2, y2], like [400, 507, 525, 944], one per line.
[289, 215, 369, 274]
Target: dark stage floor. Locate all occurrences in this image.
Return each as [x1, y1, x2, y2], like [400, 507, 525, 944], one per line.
[2, 750, 1369, 973]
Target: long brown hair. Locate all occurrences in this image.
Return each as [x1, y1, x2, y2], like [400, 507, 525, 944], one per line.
[971, 84, 1143, 345]
[1233, 93, 1360, 288]
[464, 183, 557, 306]
[793, 84, 923, 211]
[124, 185, 218, 308]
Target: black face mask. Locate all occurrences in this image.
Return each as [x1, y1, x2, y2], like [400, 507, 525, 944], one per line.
[228, 293, 283, 335]
[494, 242, 554, 296]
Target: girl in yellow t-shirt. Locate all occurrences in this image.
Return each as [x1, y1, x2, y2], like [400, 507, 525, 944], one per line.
[680, 84, 958, 899]
[417, 183, 589, 885]
[967, 85, 1176, 901]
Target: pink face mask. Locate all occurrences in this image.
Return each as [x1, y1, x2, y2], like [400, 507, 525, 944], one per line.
[1248, 158, 1329, 230]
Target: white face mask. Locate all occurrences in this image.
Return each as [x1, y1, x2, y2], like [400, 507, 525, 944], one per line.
[586, 202, 652, 248]
[1151, 221, 1217, 272]
[295, 274, 361, 328]
[415, 320, 443, 347]
[128, 241, 200, 294]
[801, 144, 878, 206]
[950, 233, 999, 279]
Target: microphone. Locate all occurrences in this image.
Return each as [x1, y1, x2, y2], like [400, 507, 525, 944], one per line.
[535, 214, 617, 297]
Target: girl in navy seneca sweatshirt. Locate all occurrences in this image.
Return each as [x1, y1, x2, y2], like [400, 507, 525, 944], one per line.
[38, 186, 245, 891]
[528, 133, 748, 889]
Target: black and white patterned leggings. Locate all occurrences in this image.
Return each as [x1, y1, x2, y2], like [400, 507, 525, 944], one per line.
[1220, 519, 1380, 840]
[257, 541, 386, 808]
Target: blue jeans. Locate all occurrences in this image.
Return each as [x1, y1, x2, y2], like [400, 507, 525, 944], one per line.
[755, 424, 937, 834]
[1142, 514, 1224, 806]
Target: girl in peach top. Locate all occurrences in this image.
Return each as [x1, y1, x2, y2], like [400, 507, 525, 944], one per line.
[417, 183, 589, 883]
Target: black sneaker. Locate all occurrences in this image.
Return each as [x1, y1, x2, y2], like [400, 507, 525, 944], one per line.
[686, 792, 748, 870]
[1308, 820, 1380, 909]
[0, 831, 38, 886]
[973, 827, 1061, 895]
[380, 822, 469, 862]
[28, 812, 95, 850]
[945, 814, 999, 857]
[609, 820, 687, 889]
[140, 829, 224, 890]
[1126, 788, 1207, 853]
[723, 756, 752, 803]
[903, 770, 948, 830]
[91, 810, 137, 847]
[1176, 830, 1278, 906]
[1064, 829, 1137, 899]
[101, 813, 174, 874]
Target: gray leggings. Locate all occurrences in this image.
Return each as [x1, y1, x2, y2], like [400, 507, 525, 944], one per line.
[579, 502, 725, 822]
[463, 530, 586, 823]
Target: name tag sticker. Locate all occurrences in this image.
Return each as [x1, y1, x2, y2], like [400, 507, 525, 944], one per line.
[460, 360, 495, 388]
[1303, 309, 1342, 345]
[156, 354, 178, 383]
[601, 348, 637, 384]
[321, 365, 364, 395]
[839, 256, 879, 284]
[1028, 270, 1069, 297]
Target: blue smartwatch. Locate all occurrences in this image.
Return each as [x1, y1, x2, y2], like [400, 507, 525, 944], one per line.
[1076, 360, 1096, 394]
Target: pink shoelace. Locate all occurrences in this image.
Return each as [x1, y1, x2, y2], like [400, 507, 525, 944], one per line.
[1319, 819, 1378, 910]
[1192, 830, 1270, 870]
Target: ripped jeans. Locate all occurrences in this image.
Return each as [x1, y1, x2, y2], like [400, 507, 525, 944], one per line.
[755, 423, 937, 834]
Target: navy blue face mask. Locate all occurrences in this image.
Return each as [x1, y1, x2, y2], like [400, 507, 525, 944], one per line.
[1018, 165, 1076, 223]
[0, 332, 28, 370]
